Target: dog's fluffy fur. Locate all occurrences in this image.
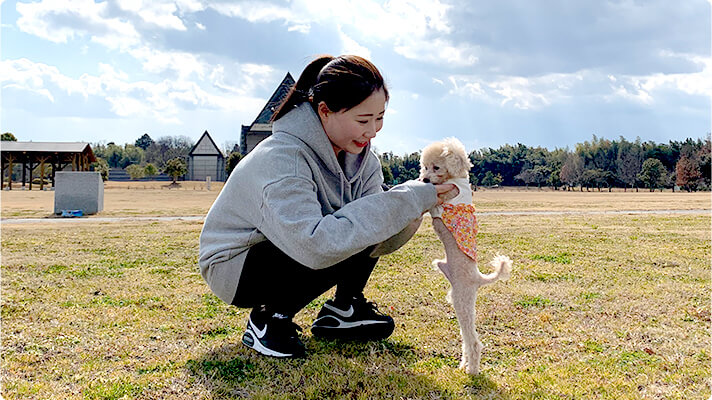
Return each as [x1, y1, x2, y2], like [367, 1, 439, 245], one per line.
[420, 137, 513, 375]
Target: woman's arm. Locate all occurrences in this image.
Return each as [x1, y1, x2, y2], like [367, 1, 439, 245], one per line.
[368, 183, 457, 257]
[258, 177, 437, 269]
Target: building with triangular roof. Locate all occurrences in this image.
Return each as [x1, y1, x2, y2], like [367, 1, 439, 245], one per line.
[187, 131, 225, 182]
[240, 72, 295, 155]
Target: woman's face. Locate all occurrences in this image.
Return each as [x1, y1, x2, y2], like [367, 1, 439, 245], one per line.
[318, 89, 386, 156]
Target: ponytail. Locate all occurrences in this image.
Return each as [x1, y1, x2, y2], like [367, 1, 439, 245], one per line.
[272, 55, 334, 122]
[271, 54, 389, 122]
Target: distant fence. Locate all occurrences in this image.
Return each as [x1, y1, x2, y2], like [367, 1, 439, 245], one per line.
[107, 168, 176, 182]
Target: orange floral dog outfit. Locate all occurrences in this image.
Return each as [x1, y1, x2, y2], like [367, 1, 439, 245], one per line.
[441, 203, 478, 261]
[429, 178, 478, 261]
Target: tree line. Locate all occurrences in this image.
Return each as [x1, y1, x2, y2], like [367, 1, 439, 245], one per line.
[5, 130, 709, 191]
[91, 133, 191, 183]
[380, 135, 711, 192]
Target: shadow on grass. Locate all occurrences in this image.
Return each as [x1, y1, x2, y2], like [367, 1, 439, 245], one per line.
[187, 336, 509, 399]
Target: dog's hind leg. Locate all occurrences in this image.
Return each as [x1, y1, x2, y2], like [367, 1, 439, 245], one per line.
[450, 285, 481, 374]
[432, 217, 483, 374]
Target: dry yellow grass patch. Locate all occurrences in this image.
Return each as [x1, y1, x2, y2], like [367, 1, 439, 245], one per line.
[2, 184, 709, 219]
[474, 188, 711, 212]
[1, 181, 225, 218]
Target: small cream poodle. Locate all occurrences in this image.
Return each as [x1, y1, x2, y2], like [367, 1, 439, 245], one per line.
[420, 137, 512, 375]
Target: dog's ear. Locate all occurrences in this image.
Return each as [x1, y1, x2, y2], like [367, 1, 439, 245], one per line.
[445, 152, 473, 178]
[420, 145, 433, 178]
[442, 138, 473, 178]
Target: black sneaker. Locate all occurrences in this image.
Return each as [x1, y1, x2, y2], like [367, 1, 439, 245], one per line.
[311, 295, 395, 341]
[242, 310, 305, 358]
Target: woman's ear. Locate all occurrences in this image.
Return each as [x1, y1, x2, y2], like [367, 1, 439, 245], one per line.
[317, 101, 330, 121]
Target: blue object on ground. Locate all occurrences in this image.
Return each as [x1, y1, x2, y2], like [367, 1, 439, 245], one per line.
[60, 209, 84, 217]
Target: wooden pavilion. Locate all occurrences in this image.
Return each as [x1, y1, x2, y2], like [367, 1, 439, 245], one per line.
[1, 141, 96, 190]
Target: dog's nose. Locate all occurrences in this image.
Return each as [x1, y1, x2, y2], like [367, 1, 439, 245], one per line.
[422, 178, 430, 183]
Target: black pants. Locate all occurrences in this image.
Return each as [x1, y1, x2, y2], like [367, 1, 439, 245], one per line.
[232, 240, 378, 317]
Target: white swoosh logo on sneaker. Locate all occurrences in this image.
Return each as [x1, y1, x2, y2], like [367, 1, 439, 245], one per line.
[250, 319, 267, 339]
[324, 303, 354, 318]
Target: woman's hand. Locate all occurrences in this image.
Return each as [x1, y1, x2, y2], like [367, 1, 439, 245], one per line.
[434, 184, 457, 205]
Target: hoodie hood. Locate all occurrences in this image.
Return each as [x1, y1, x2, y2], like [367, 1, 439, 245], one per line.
[272, 103, 371, 183]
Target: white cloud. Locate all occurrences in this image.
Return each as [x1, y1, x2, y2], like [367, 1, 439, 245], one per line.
[447, 55, 712, 110]
[107, 95, 151, 118]
[603, 55, 712, 105]
[2, 82, 55, 103]
[338, 26, 371, 59]
[16, 0, 141, 50]
[1, 58, 265, 122]
[448, 76, 485, 98]
[116, 0, 187, 30]
[641, 55, 712, 97]
[1, 58, 99, 101]
[128, 46, 206, 79]
[173, 0, 206, 14]
[195, 22, 206, 30]
[395, 38, 478, 67]
[287, 24, 310, 34]
[209, 2, 298, 24]
[448, 71, 589, 109]
[11, 0, 279, 122]
[208, 0, 475, 67]
[210, 63, 277, 97]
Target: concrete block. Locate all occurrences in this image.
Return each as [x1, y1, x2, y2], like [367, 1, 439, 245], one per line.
[54, 172, 104, 215]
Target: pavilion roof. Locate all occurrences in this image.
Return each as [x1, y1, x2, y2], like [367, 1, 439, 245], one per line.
[1, 141, 92, 153]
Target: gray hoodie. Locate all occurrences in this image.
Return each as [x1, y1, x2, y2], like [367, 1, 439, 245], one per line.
[198, 103, 437, 303]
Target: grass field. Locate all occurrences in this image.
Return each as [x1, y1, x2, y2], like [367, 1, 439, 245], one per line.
[1, 188, 710, 399]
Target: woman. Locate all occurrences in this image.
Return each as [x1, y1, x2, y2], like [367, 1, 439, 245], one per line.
[199, 55, 454, 358]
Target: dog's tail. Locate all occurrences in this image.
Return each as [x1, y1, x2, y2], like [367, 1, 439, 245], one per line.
[478, 254, 512, 285]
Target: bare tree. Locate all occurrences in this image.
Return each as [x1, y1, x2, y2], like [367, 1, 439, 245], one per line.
[616, 143, 643, 191]
[560, 153, 584, 191]
[145, 136, 194, 167]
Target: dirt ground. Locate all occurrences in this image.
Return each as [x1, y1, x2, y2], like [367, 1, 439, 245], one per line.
[1, 181, 225, 218]
[1, 181, 710, 219]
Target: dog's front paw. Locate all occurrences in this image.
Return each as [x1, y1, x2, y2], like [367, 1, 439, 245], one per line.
[465, 364, 480, 375]
[459, 358, 480, 375]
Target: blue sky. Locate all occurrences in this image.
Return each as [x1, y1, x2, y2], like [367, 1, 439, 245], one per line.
[1, 0, 710, 155]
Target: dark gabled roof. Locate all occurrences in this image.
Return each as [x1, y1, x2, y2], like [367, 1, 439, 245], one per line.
[189, 130, 224, 157]
[252, 72, 295, 125]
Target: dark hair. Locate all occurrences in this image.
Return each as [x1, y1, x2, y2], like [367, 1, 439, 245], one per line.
[271, 54, 389, 122]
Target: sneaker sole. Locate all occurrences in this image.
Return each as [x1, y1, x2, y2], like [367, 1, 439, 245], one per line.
[311, 317, 394, 341]
[241, 330, 303, 358]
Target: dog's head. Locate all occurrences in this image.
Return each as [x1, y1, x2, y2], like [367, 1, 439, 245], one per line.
[419, 137, 473, 184]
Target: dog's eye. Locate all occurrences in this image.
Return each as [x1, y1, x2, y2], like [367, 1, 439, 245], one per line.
[433, 166, 440, 171]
